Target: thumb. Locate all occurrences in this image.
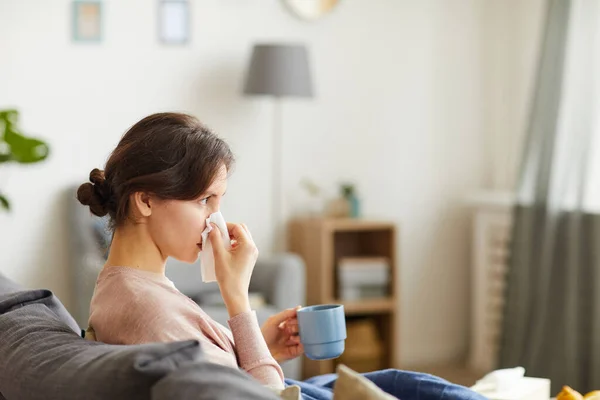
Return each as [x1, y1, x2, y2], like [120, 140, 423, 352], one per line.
[272, 307, 300, 325]
[208, 223, 225, 258]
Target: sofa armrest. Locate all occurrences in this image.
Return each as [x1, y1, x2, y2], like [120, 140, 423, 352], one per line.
[249, 253, 305, 310]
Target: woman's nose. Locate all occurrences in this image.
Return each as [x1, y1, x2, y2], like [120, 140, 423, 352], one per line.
[209, 203, 220, 215]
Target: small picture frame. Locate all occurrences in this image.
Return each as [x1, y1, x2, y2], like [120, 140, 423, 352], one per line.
[72, 1, 103, 42]
[158, 0, 190, 45]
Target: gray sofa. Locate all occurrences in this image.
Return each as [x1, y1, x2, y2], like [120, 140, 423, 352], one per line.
[67, 189, 305, 379]
[0, 272, 281, 400]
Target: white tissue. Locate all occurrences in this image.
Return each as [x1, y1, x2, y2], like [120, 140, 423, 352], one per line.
[471, 366, 526, 394]
[199, 212, 231, 283]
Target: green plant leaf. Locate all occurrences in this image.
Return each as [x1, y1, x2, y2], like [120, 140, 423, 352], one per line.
[0, 108, 49, 166]
[0, 109, 18, 139]
[0, 193, 9, 211]
[3, 130, 49, 163]
[0, 109, 19, 124]
[0, 137, 11, 163]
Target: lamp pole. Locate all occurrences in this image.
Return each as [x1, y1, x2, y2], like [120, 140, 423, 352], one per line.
[271, 97, 284, 253]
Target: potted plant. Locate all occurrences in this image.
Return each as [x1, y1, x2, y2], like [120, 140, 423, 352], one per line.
[0, 109, 50, 210]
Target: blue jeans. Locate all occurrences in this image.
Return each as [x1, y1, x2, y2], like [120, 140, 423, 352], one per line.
[285, 369, 486, 400]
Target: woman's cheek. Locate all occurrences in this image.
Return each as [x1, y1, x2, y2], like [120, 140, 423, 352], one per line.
[198, 209, 210, 230]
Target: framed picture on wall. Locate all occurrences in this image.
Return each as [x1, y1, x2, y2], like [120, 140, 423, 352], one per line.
[158, 0, 190, 45]
[72, 1, 103, 42]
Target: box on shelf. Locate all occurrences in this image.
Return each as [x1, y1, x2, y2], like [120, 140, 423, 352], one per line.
[337, 257, 390, 301]
[340, 286, 388, 301]
[339, 319, 385, 373]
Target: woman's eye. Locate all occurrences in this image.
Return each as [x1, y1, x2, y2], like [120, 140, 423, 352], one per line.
[200, 197, 210, 205]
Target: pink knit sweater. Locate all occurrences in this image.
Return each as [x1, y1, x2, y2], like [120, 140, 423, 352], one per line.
[88, 266, 284, 388]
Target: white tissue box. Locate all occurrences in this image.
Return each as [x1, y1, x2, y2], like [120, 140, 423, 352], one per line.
[482, 377, 551, 400]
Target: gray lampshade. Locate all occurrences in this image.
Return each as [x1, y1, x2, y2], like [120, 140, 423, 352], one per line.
[243, 44, 313, 98]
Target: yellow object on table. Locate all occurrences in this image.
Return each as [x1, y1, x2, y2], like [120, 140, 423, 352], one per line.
[556, 386, 600, 400]
[584, 391, 600, 400]
[557, 386, 583, 400]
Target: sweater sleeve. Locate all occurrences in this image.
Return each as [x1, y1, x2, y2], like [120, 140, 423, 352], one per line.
[228, 311, 285, 389]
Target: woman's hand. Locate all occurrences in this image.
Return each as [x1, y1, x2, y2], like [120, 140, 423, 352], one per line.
[261, 307, 304, 363]
[209, 222, 258, 318]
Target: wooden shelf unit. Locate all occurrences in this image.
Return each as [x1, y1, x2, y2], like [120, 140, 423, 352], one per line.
[288, 218, 399, 378]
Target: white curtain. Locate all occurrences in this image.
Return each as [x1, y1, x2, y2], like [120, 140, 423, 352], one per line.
[501, 0, 600, 393]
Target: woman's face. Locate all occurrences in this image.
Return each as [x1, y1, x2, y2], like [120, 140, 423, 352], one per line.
[148, 165, 228, 263]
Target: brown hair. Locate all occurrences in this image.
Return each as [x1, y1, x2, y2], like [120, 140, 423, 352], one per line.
[77, 112, 234, 229]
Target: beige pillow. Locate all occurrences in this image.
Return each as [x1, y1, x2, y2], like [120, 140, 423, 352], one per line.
[267, 384, 302, 400]
[278, 385, 301, 400]
[333, 364, 397, 400]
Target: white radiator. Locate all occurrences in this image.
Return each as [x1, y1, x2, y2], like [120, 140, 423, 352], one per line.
[468, 192, 514, 373]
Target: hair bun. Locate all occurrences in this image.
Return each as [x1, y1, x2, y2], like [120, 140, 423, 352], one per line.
[76, 168, 112, 217]
[89, 168, 105, 187]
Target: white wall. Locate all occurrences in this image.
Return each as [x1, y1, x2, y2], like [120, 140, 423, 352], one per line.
[0, 0, 543, 366]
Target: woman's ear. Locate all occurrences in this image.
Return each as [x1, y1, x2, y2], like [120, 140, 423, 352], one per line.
[131, 192, 152, 218]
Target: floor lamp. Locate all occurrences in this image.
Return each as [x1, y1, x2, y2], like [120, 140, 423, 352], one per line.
[243, 43, 313, 253]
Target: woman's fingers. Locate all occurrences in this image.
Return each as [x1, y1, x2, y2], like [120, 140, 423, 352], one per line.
[226, 222, 252, 244]
[241, 223, 253, 240]
[283, 319, 299, 335]
[285, 335, 301, 346]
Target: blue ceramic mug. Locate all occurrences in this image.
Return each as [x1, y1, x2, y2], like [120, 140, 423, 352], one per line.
[297, 304, 347, 360]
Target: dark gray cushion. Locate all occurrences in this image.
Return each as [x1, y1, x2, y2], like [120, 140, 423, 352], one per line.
[0, 272, 81, 335]
[152, 362, 280, 400]
[0, 303, 202, 400]
[0, 273, 22, 400]
[0, 288, 81, 334]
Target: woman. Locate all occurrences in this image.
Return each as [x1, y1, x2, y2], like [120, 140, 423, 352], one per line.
[79, 112, 486, 400]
